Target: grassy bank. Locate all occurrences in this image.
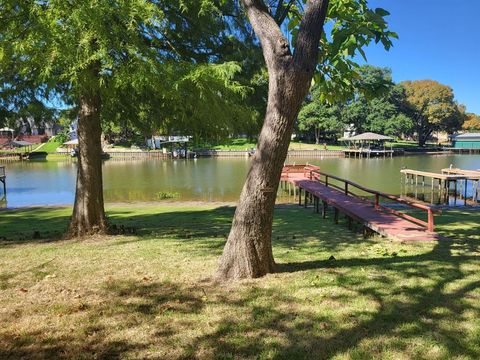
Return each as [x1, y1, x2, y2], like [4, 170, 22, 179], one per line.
[204, 138, 343, 151]
[200, 138, 446, 152]
[33, 138, 64, 153]
[1, 204, 479, 359]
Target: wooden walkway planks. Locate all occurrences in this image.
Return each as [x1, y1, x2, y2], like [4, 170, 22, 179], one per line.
[400, 169, 465, 181]
[284, 172, 441, 242]
[441, 168, 480, 179]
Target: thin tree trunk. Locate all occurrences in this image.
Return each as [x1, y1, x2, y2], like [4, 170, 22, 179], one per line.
[67, 90, 108, 237]
[216, 0, 329, 281]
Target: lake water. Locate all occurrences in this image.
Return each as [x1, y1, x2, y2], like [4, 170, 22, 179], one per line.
[2, 154, 480, 207]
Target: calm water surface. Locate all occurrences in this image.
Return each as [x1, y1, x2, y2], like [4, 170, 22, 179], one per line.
[2, 154, 480, 207]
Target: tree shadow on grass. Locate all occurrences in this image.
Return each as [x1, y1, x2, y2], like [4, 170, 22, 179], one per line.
[195, 238, 479, 359]
[0, 280, 203, 359]
[1, 239, 479, 359]
[0, 204, 372, 258]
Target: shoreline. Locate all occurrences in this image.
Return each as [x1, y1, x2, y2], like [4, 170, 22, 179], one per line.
[0, 200, 239, 212]
[2, 200, 480, 213]
[3, 148, 474, 163]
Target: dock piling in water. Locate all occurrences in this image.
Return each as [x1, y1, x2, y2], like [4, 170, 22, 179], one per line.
[400, 168, 480, 206]
[0, 166, 6, 196]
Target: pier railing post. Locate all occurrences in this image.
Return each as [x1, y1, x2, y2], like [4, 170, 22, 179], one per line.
[427, 209, 434, 232]
[344, 182, 348, 195]
[374, 194, 379, 209]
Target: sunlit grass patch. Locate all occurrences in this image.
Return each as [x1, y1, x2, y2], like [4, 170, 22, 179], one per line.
[0, 204, 479, 358]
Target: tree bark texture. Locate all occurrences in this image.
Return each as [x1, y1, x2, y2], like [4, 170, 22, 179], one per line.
[67, 88, 108, 237]
[216, 0, 329, 280]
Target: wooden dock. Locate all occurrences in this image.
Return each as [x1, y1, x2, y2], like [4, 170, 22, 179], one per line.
[281, 166, 441, 241]
[441, 168, 480, 178]
[342, 148, 399, 158]
[401, 168, 479, 205]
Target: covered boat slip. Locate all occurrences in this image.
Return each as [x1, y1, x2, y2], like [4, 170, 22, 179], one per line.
[451, 133, 480, 153]
[340, 132, 396, 158]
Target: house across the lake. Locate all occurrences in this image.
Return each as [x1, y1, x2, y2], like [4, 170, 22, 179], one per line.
[451, 133, 480, 149]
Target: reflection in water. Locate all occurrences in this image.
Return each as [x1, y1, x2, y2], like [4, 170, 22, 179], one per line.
[2, 154, 480, 207]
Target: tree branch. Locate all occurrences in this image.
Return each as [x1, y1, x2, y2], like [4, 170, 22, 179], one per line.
[273, 0, 296, 25]
[293, 0, 329, 74]
[240, 0, 292, 72]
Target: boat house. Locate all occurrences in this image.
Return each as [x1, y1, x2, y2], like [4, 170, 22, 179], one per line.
[339, 132, 395, 158]
[451, 133, 480, 149]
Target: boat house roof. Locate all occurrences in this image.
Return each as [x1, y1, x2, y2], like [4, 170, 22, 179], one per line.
[452, 133, 480, 140]
[11, 140, 33, 147]
[339, 132, 393, 142]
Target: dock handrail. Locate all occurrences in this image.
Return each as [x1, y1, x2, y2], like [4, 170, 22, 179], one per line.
[309, 169, 440, 232]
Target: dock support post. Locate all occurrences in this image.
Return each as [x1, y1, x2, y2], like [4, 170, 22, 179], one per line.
[322, 201, 327, 219]
[475, 181, 479, 203]
[298, 188, 302, 206]
[304, 190, 308, 208]
[363, 226, 369, 238]
[427, 209, 434, 232]
[334, 208, 339, 224]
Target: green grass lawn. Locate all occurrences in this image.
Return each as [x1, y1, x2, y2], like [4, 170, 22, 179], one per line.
[205, 138, 344, 151]
[34, 137, 64, 153]
[1, 204, 479, 359]
[386, 140, 446, 149]
[199, 138, 447, 152]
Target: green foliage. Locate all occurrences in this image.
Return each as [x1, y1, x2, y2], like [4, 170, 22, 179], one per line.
[462, 113, 480, 131]
[156, 191, 179, 200]
[402, 80, 466, 145]
[297, 86, 343, 143]
[0, 0, 261, 140]
[54, 132, 70, 145]
[342, 73, 414, 138]
[313, 0, 397, 102]
[253, 1, 397, 104]
[299, 66, 414, 140]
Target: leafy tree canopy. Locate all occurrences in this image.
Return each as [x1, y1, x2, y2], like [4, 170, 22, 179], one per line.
[462, 113, 480, 131]
[297, 85, 342, 143]
[0, 0, 259, 139]
[402, 80, 466, 145]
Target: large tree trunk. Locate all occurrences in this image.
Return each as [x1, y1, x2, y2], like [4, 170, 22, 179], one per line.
[67, 90, 108, 237]
[216, 0, 329, 281]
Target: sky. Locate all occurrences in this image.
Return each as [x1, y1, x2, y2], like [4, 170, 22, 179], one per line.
[360, 0, 480, 114]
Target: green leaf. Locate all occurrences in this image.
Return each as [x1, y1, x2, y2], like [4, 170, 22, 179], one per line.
[375, 8, 391, 17]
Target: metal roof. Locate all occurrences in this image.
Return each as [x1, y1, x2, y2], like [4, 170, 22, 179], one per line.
[11, 140, 32, 146]
[452, 133, 480, 140]
[339, 132, 393, 141]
